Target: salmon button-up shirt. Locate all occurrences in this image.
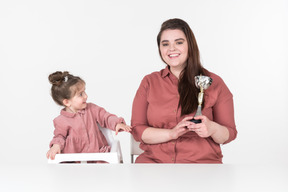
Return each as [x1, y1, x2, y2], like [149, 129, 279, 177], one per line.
[49, 103, 124, 154]
[131, 66, 237, 163]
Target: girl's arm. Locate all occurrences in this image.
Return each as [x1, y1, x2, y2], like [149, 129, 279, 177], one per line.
[46, 144, 61, 160]
[90, 103, 125, 131]
[48, 118, 69, 154]
[115, 123, 131, 135]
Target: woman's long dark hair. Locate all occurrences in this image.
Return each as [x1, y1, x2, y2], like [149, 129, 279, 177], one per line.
[157, 18, 208, 116]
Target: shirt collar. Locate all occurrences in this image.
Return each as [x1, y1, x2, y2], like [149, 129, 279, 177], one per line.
[161, 66, 170, 78]
[60, 108, 86, 118]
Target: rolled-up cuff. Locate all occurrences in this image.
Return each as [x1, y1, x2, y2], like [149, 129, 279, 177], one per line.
[49, 138, 65, 150]
[223, 126, 237, 144]
[131, 124, 149, 142]
[114, 117, 126, 132]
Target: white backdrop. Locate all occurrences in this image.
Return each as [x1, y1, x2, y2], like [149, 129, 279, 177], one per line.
[0, 0, 287, 165]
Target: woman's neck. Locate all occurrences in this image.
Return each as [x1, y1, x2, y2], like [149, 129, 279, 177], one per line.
[170, 66, 184, 79]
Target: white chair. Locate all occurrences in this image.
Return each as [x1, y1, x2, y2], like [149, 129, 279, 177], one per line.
[130, 135, 144, 163]
[48, 124, 123, 164]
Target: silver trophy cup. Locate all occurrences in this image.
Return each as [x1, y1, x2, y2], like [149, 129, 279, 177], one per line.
[190, 75, 213, 124]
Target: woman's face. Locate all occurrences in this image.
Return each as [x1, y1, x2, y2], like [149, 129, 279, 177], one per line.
[159, 29, 188, 71]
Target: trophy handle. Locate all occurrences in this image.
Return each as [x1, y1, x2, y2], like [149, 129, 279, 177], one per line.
[190, 118, 201, 124]
[189, 105, 202, 124]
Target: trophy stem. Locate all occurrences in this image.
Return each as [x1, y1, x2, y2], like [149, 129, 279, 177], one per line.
[188, 75, 212, 124]
[195, 105, 202, 116]
[189, 105, 202, 124]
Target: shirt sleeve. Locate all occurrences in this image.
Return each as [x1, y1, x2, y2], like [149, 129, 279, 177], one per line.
[90, 103, 125, 131]
[131, 76, 150, 142]
[213, 78, 237, 144]
[49, 118, 69, 150]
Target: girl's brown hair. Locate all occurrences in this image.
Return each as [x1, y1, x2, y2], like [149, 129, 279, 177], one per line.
[157, 18, 208, 116]
[48, 71, 85, 106]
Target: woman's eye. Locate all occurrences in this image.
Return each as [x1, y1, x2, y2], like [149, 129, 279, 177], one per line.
[162, 43, 169, 47]
[176, 41, 183, 45]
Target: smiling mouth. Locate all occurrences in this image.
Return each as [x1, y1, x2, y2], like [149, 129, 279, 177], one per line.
[169, 54, 180, 58]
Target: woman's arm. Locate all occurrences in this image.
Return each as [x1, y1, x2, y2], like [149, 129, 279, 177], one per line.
[209, 121, 229, 144]
[141, 127, 173, 144]
[132, 75, 194, 144]
[189, 115, 229, 144]
[188, 74, 237, 144]
[142, 117, 194, 144]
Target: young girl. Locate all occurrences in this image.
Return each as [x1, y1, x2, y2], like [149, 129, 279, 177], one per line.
[46, 71, 131, 161]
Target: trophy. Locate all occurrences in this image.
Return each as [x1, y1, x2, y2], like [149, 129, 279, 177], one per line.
[190, 75, 213, 124]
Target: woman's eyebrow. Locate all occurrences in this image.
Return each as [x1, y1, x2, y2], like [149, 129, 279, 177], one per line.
[161, 40, 169, 43]
[161, 38, 185, 43]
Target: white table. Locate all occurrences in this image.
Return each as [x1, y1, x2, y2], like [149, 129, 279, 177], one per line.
[1, 164, 287, 192]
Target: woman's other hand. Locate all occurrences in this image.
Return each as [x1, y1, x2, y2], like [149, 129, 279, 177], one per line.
[187, 115, 229, 144]
[169, 116, 194, 140]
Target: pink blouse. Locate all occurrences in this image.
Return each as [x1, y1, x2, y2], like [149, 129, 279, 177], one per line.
[49, 103, 124, 154]
[131, 66, 237, 163]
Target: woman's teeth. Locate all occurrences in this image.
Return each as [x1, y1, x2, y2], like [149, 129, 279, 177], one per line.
[169, 54, 179, 58]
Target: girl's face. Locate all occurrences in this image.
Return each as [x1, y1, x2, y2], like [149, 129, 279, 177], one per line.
[159, 29, 188, 72]
[65, 83, 88, 113]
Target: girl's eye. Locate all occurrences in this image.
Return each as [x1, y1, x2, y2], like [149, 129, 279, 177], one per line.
[176, 41, 183, 45]
[162, 43, 169, 47]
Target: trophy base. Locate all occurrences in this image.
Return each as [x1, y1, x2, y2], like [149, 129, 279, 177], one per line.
[190, 118, 201, 124]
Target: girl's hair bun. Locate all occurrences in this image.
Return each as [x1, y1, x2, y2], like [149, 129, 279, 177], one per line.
[48, 71, 69, 86]
[48, 71, 85, 106]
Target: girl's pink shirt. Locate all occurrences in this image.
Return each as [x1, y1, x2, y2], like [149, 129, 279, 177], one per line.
[49, 103, 124, 153]
[131, 66, 237, 163]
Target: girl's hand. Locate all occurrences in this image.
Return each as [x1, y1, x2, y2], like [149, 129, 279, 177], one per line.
[169, 116, 194, 140]
[46, 144, 61, 160]
[115, 123, 132, 135]
[187, 115, 216, 138]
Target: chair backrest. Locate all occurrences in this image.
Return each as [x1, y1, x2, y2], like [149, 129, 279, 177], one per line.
[130, 135, 144, 163]
[98, 124, 114, 146]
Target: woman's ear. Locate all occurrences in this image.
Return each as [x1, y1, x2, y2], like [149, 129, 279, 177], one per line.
[62, 99, 70, 107]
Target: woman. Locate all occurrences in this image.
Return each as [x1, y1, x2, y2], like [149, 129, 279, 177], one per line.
[131, 18, 237, 163]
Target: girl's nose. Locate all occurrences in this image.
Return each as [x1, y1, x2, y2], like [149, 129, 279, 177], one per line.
[84, 92, 88, 99]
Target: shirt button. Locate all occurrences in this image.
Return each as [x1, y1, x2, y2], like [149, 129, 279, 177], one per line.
[173, 109, 176, 113]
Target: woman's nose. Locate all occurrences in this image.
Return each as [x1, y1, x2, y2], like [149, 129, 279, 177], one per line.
[169, 44, 175, 51]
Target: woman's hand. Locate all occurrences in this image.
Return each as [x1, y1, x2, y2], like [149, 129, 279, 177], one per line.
[187, 115, 215, 138]
[46, 144, 61, 160]
[169, 116, 194, 140]
[187, 115, 229, 144]
[115, 123, 132, 135]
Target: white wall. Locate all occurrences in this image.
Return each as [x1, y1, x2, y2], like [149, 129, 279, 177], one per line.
[0, 0, 287, 164]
